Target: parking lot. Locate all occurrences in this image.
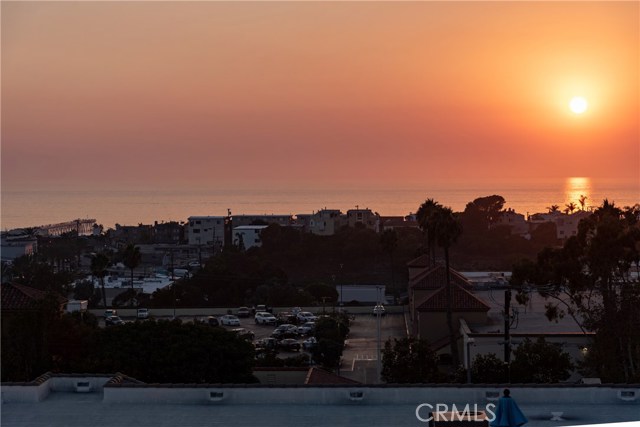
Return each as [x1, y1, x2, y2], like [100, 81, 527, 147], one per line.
[96, 307, 409, 380]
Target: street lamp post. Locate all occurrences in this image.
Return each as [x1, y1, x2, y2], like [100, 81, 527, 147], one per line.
[466, 338, 475, 383]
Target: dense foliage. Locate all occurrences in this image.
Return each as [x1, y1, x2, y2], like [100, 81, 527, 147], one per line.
[511, 201, 640, 382]
[1, 302, 256, 383]
[381, 337, 444, 383]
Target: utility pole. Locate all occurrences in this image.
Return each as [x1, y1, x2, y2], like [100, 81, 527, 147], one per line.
[504, 289, 511, 383]
[376, 286, 382, 383]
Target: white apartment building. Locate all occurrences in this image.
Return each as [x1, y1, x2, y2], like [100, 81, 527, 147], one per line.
[232, 225, 269, 250]
[187, 216, 226, 247]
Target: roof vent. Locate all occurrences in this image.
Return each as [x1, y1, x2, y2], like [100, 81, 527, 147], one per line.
[75, 381, 91, 393]
[208, 391, 224, 402]
[348, 390, 364, 401]
[485, 391, 500, 401]
[618, 390, 637, 401]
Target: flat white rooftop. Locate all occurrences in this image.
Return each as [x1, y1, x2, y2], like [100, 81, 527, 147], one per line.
[2, 375, 638, 427]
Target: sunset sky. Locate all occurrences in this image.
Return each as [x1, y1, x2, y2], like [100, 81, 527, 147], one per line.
[2, 1, 638, 192]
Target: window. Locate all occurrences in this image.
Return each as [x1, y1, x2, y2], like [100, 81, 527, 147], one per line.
[193, 229, 201, 234]
[195, 220, 201, 225]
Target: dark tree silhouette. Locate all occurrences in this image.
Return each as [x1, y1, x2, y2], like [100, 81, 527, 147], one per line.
[122, 244, 142, 295]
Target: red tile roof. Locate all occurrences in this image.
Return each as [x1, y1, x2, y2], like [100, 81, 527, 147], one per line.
[409, 264, 472, 290]
[304, 367, 361, 385]
[416, 284, 490, 312]
[1, 282, 67, 311]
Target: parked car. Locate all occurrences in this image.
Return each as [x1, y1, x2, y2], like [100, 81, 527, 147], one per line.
[297, 322, 316, 336]
[206, 316, 220, 326]
[255, 312, 277, 325]
[254, 337, 278, 351]
[278, 338, 301, 352]
[104, 309, 117, 318]
[302, 336, 318, 351]
[237, 307, 251, 317]
[272, 324, 299, 339]
[219, 315, 241, 326]
[296, 311, 318, 322]
[372, 304, 386, 316]
[105, 316, 124, 326]
[137, 308, 150, 319]
[276, 311, 298, 325]
[231, 328, 255, 341]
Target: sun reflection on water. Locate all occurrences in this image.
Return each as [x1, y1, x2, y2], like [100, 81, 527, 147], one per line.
[564, 177, 591, 211]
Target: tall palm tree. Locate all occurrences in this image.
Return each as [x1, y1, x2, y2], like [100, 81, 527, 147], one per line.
[578, 195, 588, 211]
[122, 244, 142, 295]
[380, 229, 398, 303]
[547, 204, 560, 213]
[416, 199, 442, 265]
[90, 252, 110, 308]
[433, 206, 462, 367]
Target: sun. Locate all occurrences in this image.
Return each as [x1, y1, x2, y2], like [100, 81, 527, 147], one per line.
[569, 96, 588, 114]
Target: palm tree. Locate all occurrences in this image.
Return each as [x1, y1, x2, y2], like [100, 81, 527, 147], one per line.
[380, 229, 398, 303]
[416, 199, 442, 264]
[433, 206, 462, 367]
[547, 204, 560, 213]
[578, 195, 588, 211]
[122, 244, 142, 296]
[564, 202, 577, 214]
[90, 252, 110, 308]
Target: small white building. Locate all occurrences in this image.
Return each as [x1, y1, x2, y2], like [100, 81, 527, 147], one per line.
[336, 284, 386, 305]
[309, 209, 346, 236]
[187, 216, 226, 248]
[233, 225, 269, 250]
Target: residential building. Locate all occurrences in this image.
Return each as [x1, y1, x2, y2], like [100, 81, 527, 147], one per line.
[493, 209, 528, 236]
[232, 215, 293, 227]
[528, 210, 591, 240]
[308, 209, 346, 236]
[346, 208, 380, 232]
[233, 225, 269, 250]
[187, 216, 227, 248]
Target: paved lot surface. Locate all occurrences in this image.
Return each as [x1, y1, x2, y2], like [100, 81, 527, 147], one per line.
[340, 313, 408, 383]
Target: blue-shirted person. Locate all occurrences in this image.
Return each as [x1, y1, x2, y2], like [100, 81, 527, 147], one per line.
[491, 389, 528, 427]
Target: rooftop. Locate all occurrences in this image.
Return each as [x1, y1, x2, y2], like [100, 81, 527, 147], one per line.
[2, 373, 638, 427]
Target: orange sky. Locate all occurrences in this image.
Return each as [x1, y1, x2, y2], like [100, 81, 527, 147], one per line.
[2, 1, 638, 191]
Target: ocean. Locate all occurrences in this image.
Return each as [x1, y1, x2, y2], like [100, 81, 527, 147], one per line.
[1, 178, 638, 230]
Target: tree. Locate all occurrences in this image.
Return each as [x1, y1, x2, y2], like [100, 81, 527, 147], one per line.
[469, 353, 505, 383]
[416, 199, 442, 264]
[510, 337, 574, 383]
[90, 252, 110, 308]
[547, 204, 560, 213]
[578, 195, 588, 211]
[564, 202, 577, 214]
[461, 195, 506, 235]
[122, 244, 141, 294]
[511, 201, 640, 382]
[380, 229, 398, 302]
[433, 206, 463, 367]
[381, 337, 442, 383]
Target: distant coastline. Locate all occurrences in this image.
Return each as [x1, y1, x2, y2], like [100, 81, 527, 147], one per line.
[2, 178, 638, 230]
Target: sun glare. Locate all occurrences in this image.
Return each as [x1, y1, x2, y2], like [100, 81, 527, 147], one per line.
[569, 96, 588, 114]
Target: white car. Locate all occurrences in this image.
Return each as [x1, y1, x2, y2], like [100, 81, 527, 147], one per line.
[296, 311, 318, 322]
[137, 308, 150, 319]
[219, 315, 241, 326]
[255, 312, 277, 325]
